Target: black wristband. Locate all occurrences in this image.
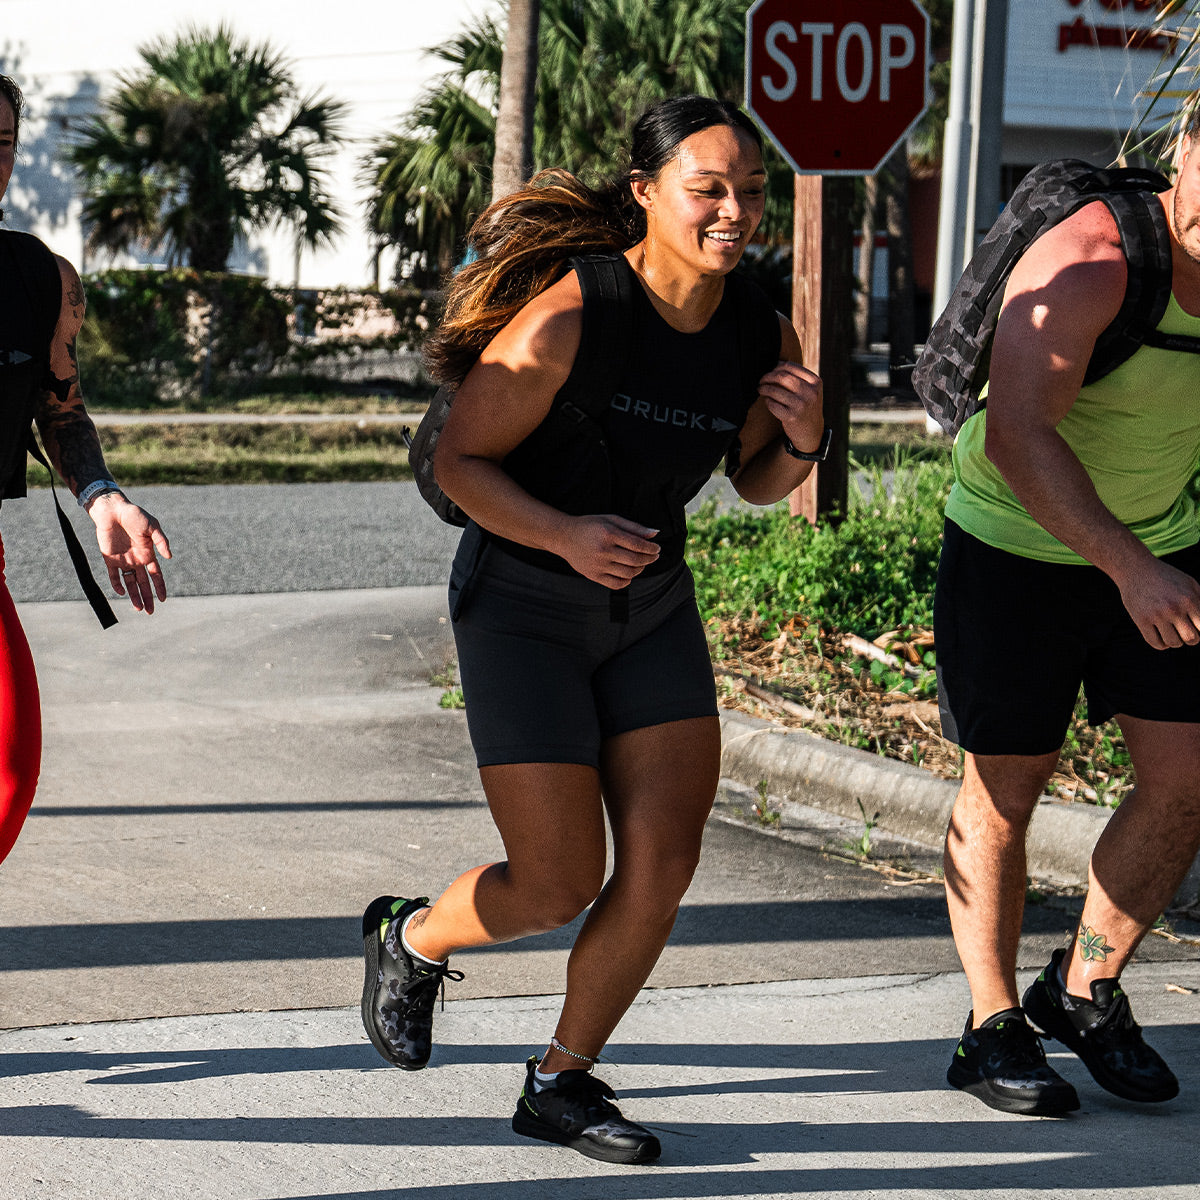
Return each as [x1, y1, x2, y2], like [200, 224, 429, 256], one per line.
[781, 428, 832, 462]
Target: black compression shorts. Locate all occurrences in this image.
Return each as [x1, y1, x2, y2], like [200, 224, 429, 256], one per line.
[448, 525, 718, 768]
[935, 519, 1200, 756]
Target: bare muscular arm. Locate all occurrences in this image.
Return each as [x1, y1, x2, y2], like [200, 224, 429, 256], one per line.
[985, 198, 1200, 648]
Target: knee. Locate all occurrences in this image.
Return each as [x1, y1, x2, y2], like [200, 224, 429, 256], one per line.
[955, 761, 1049, 830]
[522, 866, 604, 932]
[616, 837, 704, 913]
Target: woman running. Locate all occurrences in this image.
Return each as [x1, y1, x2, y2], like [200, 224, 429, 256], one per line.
[361, 94, 826, 1164]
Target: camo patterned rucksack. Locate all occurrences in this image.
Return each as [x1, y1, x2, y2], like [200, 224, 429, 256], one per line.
[913, 158, 1200, 435]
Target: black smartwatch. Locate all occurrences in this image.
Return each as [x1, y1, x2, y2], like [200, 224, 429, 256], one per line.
[781, 428, 833, 462]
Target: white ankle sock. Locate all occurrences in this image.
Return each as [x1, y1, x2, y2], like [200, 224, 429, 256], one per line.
[532, 1067, 561, 1092]
[399, 908, 444, 966]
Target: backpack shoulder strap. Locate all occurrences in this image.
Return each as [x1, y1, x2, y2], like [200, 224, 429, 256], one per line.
[26, 433, 118, 628]
[559, 253, 635, 421]
[1085, 189, 1176, 383]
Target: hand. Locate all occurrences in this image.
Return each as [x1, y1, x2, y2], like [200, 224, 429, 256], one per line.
[87, 493, 172, 614]
[557, 514, 660, 590]
[1115, 555, 1200, 649]
[757, 360, 824, 454]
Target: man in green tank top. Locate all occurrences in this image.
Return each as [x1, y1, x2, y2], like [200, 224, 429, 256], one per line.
[938, 116, 1200, 1117]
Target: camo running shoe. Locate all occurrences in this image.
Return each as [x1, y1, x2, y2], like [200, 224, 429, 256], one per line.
[360, 895, 462, 1071]
[1023, 948, 1178, 1103]
[511, 1056, 662, 1164]
[947, 1007, 1079, 1115]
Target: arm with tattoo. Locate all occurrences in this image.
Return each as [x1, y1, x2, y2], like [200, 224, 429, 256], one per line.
[34, 255, 172, 613]
[33, 257, 111, 493]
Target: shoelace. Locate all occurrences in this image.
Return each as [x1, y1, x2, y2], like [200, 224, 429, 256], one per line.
[988, 1020, 1048, 1067]
[401, 962, 465, 1012]
[551, 1071, 620, 1117]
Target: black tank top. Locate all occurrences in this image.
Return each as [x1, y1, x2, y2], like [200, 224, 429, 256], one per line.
[492, 257, 778, 575]
[602, 267, 756, 569]
[0, 231, 60, 498]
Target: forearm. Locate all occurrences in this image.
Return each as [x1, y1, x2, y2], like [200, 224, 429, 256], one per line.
[731, 435, 814, 506]
[988, 422, 1154, 586]
[437, 453, 575, 554]
[34, 404, 112, 497]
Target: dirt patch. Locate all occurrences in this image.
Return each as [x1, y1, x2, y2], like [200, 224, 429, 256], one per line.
[711, 617, 1133, 808]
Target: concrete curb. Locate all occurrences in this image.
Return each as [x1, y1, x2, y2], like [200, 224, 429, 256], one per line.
[717, 710, 1200, 904]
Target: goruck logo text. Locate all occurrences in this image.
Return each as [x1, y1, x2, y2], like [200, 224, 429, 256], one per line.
[610, 393, 739, 434]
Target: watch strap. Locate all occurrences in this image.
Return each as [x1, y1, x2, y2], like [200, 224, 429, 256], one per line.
[781, 428, 832, 462]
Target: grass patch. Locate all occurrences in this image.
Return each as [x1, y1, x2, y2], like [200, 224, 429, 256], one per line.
[29, 422, 415, 487]
[846, 421, 950, 466]
[89, 389, 431, 416]
[689, 455, 950, 641]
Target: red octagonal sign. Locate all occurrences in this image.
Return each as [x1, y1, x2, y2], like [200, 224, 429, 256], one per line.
[746, 0, 931, 176]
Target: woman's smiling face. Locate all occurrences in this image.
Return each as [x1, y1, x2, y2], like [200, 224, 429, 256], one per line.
[632, 123, 766, 276]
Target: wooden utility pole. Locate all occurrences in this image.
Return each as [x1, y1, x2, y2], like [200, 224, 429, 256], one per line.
[790, 174, 853, 524]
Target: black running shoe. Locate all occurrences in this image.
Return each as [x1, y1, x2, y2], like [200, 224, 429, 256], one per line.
[360, 895, 463, 1071]
[947, 1007, 1080, 1115]
[1023, 948, 1179, 1103]
[511, 1056, 662, 1164]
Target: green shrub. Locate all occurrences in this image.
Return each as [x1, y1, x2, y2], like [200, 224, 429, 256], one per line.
[78, 270, 427, 407]
[687, 456, 953, 642]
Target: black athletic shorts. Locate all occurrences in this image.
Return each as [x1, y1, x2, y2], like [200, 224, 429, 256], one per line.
[448, 524, 718, 768]
[935, 519, 1200, 756]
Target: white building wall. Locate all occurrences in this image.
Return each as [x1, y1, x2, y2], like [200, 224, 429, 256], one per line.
[1, 0, 499, 289]
[1004, 0, 1194, 161]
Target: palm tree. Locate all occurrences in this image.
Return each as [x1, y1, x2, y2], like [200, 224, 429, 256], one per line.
[70, 24, 347, 272]
[493, 0, 541, 201]
[1124, 2, 1200, 164]
[364, 0, 787, 281]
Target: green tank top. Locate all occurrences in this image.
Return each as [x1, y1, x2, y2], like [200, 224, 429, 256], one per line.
[944, 292, 1200, 563]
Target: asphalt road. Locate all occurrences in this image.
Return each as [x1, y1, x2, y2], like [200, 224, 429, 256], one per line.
[0, 480, 464, 603]
[0, 476, 760, 605]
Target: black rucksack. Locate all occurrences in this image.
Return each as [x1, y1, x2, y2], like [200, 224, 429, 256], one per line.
[913, 158, 1200, 436]
[405, 252, 779, 526]
[0, 229, 117, 627]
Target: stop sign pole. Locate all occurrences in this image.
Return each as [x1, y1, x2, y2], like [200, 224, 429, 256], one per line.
[745, 0, 931, 522]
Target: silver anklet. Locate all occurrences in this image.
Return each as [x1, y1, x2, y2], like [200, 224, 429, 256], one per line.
[549, 1036, 600, 1066]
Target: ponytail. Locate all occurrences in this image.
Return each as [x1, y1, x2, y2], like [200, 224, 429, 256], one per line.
[424, 169, 638, 387]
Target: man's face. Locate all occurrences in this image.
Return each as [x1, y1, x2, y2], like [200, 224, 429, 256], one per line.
[1172, 136, 1200, 268]
[0, 99, 14, 204]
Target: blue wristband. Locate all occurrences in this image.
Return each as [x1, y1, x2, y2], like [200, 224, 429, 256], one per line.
[77, 479, 122, 508]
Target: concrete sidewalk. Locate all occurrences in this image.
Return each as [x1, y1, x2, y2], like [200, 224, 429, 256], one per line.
[2, 587, 1198, 1199]
[4, 967, 1199, 1199]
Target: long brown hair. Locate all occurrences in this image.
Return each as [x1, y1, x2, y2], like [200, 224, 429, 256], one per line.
[424, 96, 763, 388]
[424, 169, 634, 386]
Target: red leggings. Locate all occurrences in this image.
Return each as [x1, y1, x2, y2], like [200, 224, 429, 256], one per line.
[0, 537, 41, 865]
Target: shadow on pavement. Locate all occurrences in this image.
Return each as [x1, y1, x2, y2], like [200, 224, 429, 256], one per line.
[0, 897, 1075, 972]
[33, 797, 481, 818]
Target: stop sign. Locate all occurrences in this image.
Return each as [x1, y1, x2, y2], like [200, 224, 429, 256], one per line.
[745, 0, 931, 176]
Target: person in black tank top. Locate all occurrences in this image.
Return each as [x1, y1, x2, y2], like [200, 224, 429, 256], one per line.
[0, 75, 172, 869]
[358, 96, 828, 1164]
